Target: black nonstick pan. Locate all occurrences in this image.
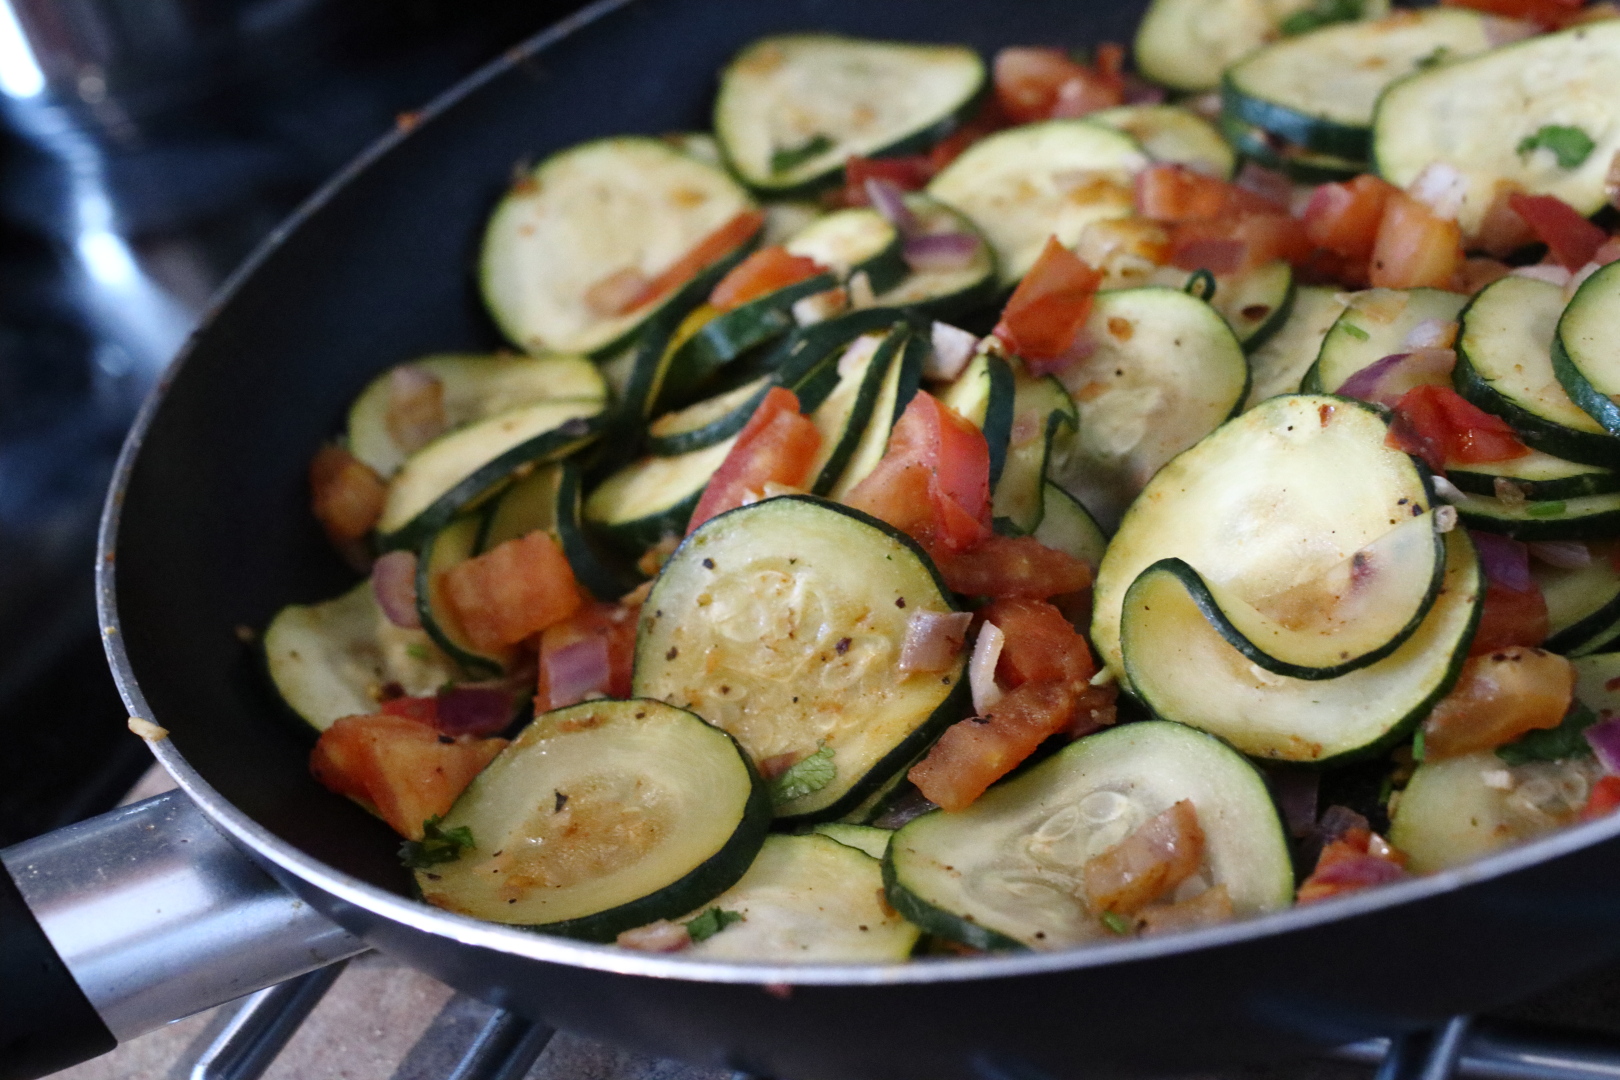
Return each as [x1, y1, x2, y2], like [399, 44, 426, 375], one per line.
[8, 1, 1620, 1078]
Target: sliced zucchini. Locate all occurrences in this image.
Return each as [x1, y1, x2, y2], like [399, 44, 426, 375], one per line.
[1092, 394, 1433, 684]
[1455, 275, 1620, 467]
[762, 201, 825, 245]
[715, 34, 986, 194]
[885, 722, 1293, 950]
[1390, 750, 1602, 874]
[633, 496, 969, 823]
[348, 354, 607, 479]
[992, 361, 1077, 535]
[415, 699, 770, 941]
[1134, 0, 1390, 93]
[1034, 481, 1110, 571]
[1447, 448, 1619, 502]
[264, 581, 457, 733]
[662, 274, 837, 400]
[806, 329, 905, 494]
[478, 463, 561, 550]
[1539, 542, 1620, 654]
[665, 131, 724, 167]
[646, 376, 772, 456]
[927, 120, 1148, 287]
[1305, 287, 1467, 394]
[1225, 9, 1494, 161]
[417, 514, 510, 677]
[1123, 528, 1481, 764]
[1576, 653, 1620, 716]
[871, 195, 999, 319]
[480, 137, 757, 356]
[481, 463, 629, 601]
[785, 207, 906, 293]
[1554, 261, 1620, 436]
[825, 332, 925, 500]
[1221, 116, 1367, 184]
[375, 398, 606, 552]
[1448, 488, 1620, 542]
[811, 822, 893, 860]
[1150, 261, 1297, 350]
[1244, 286, 1348, 410]
[1049, 286, 1250, 530]
[940, 349, 1017, 489]
[682, 834, 917, 962]
[1090, 104, 1236, 178]
[1374, 20, 1620, 234]
[584, 436, 736, 556]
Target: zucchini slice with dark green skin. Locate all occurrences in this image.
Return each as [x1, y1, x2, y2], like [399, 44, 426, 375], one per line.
[417, 513, 510, 677]
[1539, 541, 1620, 655]
[940, 349, 1017, 489]
[885, 722, 1293, 951]
[348, 354, 607, 479]
[1244, 286, 1348, 410]
[1454, 275, 1620, 468]
[1223, 8, 1494, 161]
[991, 361, 1077, 535]
[584, 436, 736, 556]
[714, 34, 986, 195]
[1123, 527, 1481, 765]
[681, 834, 917, 962]
[1304, 287, 1467, 394]
[633, 496, 969, 824]
[1449, 489, 1620, 542]
[806, 328, 907, 495]
[1446, 449, 1619, 502]
[1092, 394, 1433, 686]
[811, 822, 893, 860]
[662, 274, 837, 400]
[375, 398, 607, 553]
[825, 332, 925, 500]
[1221, 117, 1366, 184]
[645, 377, 772, 457]
[871, 195, 999, 320]
[1554, 261, 1620, 436]
[1091, 104, 1236, 178]
[785, 207, 907, 294]
[1373, 20, 1620, 235]
[264, 581, 458, 733]
[1151, 261, 1297, 351]
[415, 699, 770, 942]
[477, 463, 632, 601]
[480, 136, 759, 357]
[1134, 0, 1390, 93]
[1033, 481, 1110, 571]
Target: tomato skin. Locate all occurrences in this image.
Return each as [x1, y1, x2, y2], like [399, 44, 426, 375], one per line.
[708, 246, 825, 312]
[1304, 175, 1399, 262]
[1296, 827, 1407, 904]
[686, 387, 821, 534]
[938, 535, 1093, 599]
[1507, 194, 1609, 270]
[1422, 646, 1574, 758]
[442, 531, 584, 651]
[1442, 0, 1582, 28]
[1583, 775, 1620, 820]
[991, 237, 1103, 364]
[840, 155, 933, 206]
[992, 46, 1123, 124]
[1386, 384, 1529, 472]
[1470, 579, 1550, 656]
[1369, 192, 1464, 289]
[626, 209, 765, 313]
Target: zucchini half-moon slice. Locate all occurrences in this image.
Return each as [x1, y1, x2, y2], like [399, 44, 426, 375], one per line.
[1554, 261, 1620, 437]
[415, 699, 770, 941]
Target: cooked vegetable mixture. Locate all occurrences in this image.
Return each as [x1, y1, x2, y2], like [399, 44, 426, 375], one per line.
[272, 0, 1620, 961]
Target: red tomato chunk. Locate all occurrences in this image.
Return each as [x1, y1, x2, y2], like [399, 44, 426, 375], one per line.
[686, 387, 822, 534]
[442, 530, 584, 651]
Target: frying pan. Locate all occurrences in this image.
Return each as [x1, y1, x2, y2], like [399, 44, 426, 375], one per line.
[6, 1, 1620, 1077]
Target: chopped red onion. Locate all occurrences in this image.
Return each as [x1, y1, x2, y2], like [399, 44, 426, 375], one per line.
[1585, 716, 1620, 774]
[1336, 348, 1455, 407]
[903, 231, 981, 272]
[1471, 530, 1533, 592]
[435, 684, 513, 736]
[385, 365, 447, 454]
[1408, 162, 1466, 221]
[899, 610, 973, 672]
[542, 634, 611, 710]
[371, 550, 421, 629]
[1511, 263, 1572, 287]
[1316, 805, 1369, 843]
[1431, 475, 1466, 505]
[1528, 540, 1592, 570]
[1403, 318, 1458, 350]
[1272, 769, 1320, 839]
[968, 621, 1005, 715]
[864, 177, 920, 236]
[927, 322, 979, 381]
[1235, 163, 1292, 210]
[1309, 853, 1406, 890]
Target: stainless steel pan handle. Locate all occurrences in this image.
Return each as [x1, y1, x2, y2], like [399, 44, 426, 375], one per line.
[0, 788, 366, 1080]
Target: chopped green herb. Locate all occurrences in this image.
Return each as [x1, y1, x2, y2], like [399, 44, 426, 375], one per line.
[685, 907, 745, 942]
[771, 743, 837, 804]
[406, 643, 431, 661]
[1100, 910, 1135, 935]
[1412, 728, 1425, 762]
[1414, 45, 1452, 70]
[1377, 773, 1394, 806]
[771, 133, 834, 174]
[1516, 125, 1596, 170]
[1341, 323, 1370, 342]
[1497, 702, 1598, 766]
[399, 815, 474, 869]
[1526, 500, 1568, 518]
[1279, 0, 1364, 36]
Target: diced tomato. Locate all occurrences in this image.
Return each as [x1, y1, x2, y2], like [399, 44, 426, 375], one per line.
[536, 600, 638, 712]
[1297, 827, 1407, 904]
[843, 391, 992, 562]
[910, 680, 1084, 810]
[442, 530, 583, 651]
[1507, 193, 1609, 270]
[1583, 775, 1620, 820]
[1082, 800, 1205, 915]
[1304, 175, 1399, 262]
[1385, 384, 1529, 472]
[991, 237, 1103, 366]
[938, 535, 1093, 600]
[1474, 182, 1540, 259]
[708, 246, 826, 312]
[1470, 579, 1550, 656]
[926, 100, 1008, 174]
[1457, 256, 1514, 294]
[611, 209, 766, 316]
[1136, 164, 1231, 222]
[1422, 646, 1574, 758]
[1370, 192, 1464, 289]
[1442, 0, 1582, 29]
[310, 444, 385, 542]
[984, 597, 1098, 687]
[992, 46, 1123, 124]
[1232, 212, 1313, 267]
[380, 695, 438, 725]
[687, 387, 822, 534]
[310, 713, 505, 839]
[840, 154, 933, 206]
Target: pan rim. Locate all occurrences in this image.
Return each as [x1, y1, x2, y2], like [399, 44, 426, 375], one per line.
[93, 0, 1620, 987]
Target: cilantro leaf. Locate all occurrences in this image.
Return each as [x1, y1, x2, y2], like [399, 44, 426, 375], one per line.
[1099, 910, 1136, 935]
[1414, 45, 1452, 70]
[1516, 125, 1596, 170]
[685, 907, 745, 942]
[770, 744, 837, 804]
[770, 133, 834, 174]
[1341, 322, 1370, 342]
[399, 815, 475, 869]
[1280, 0, 1364, 37]
[1497, 702, 1598, 766]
